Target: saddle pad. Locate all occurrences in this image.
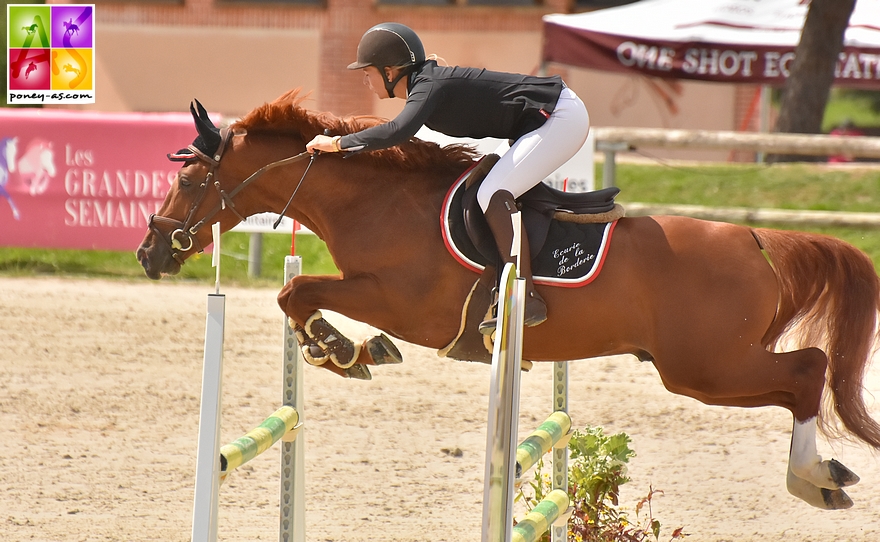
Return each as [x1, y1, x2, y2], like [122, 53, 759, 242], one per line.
[442, 173, 617, 288]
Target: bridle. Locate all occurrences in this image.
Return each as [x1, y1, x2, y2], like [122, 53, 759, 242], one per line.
[148, 126, 313, 265]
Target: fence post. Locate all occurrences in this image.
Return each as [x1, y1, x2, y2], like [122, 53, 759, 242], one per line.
[248, 233, 263, 278]
[482, 262, 525, 542]
[191, 293, 226, 542]
[550, 361, 568, 542]
[280, 255, 306, 542]
[596, 141, 628, 188]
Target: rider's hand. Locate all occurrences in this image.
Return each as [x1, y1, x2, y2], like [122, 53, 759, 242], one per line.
[306, 134, 342, 154]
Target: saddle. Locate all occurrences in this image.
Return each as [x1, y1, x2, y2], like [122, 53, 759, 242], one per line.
[438, 154, 625, 363]
[451, 154, 623, 282]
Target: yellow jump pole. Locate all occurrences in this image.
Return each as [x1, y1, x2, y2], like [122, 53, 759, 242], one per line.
[515, 411, 572, 479]
[512, 489, 571, 542]
[219, 406, 299, 476]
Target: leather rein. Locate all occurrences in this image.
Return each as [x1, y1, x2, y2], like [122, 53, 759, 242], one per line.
[148, 126, 314, 265]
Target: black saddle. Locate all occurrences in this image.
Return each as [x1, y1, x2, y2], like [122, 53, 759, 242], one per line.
[461, 154, 620, 265]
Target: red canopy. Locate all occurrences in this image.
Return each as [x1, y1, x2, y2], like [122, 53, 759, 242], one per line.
[543, 0, 880, 89]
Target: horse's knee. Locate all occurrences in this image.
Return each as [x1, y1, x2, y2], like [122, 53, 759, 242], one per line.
[277, 277, 295, 304]
[277, 277, 313, 324]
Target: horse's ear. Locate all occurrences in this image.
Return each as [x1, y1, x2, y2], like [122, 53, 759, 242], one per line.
[188, 99, 221, 157]
[189, 100, 218, 131]
[194, 99, 214, 125]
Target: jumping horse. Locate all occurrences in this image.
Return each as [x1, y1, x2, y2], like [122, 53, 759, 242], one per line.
[138, 90, 880, 511]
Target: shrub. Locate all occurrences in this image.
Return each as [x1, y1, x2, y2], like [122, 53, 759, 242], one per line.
[516, 426, 685, 542]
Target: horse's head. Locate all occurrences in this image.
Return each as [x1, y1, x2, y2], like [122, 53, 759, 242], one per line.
[137, 89, 481, 280]
[137, 100, 248, 280]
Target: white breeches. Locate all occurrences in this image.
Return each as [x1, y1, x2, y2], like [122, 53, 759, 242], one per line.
[477, 87, 591, 212]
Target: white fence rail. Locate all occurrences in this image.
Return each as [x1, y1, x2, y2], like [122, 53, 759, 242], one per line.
[593, 127, 880, 189]
[623, 203, 880, 229]
[594, 127, 880, 228]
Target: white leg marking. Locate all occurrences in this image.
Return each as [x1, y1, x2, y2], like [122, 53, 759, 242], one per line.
[789, 417, 836, 489]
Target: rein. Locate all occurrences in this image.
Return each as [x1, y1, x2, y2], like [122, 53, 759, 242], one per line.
[149, 127, 313, 265]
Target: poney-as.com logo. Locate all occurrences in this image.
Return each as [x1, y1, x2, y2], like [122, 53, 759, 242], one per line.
[7, 4, 95, 105]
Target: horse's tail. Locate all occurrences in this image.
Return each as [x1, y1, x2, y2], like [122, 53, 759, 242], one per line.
[754, 228, 880, 449]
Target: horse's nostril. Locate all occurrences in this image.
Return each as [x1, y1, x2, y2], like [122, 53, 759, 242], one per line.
[136, 247, 149, 268]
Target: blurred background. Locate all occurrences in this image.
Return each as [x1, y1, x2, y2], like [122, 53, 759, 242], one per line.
[3, 0, 880, 282]
[4, 0, 876, 161]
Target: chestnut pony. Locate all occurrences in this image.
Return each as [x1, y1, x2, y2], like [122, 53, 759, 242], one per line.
[138, 90, 880, 510]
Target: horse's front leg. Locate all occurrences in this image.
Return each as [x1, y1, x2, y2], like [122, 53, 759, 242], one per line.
[278, 274, 403, 380]
[786, 417, 860, 509]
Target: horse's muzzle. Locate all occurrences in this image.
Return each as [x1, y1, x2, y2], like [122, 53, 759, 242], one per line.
[136, 241, 181, 280]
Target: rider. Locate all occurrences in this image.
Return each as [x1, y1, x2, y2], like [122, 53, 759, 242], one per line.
[306, 22, 590, 331]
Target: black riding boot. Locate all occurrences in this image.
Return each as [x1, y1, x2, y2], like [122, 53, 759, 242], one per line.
[478, 190, 547, 335]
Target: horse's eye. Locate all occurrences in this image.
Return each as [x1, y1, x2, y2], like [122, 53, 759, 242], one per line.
[179, 176, 192, 188]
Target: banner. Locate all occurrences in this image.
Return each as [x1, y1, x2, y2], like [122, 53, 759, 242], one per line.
[0, 109, 198, 251]
[543, 0, 880, 90]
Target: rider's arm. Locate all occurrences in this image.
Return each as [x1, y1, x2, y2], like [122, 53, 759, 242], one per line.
[337, 79, 438, 152]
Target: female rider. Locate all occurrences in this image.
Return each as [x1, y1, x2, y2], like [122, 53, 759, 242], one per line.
[306, 22, 590, 332]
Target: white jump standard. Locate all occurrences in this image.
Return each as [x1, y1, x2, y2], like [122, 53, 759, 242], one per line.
[190, 236, 306, 542]
[482, 252, 573, 542]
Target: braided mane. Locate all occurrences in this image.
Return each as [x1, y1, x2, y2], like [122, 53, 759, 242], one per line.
[233, 88, 480, 173]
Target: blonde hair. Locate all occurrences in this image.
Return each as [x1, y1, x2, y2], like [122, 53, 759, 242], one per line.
[427, 53, 448, 66]
[391, 54, 446, 70]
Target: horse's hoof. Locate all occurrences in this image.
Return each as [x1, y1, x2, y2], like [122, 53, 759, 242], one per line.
[788, 468, 854, 510]
[344, 364, 372, 380]
[829, 459, 860, 487]
[367, 334, 403, 365]
[821, 488, 854, 510]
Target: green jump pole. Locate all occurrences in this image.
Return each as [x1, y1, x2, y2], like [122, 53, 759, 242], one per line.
[515, 411, 572, 478]
[220, 406, 299, 474]
[512, 489, 570, 542]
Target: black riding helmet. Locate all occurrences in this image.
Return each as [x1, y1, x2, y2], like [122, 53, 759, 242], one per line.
[347, 23, 426, 98]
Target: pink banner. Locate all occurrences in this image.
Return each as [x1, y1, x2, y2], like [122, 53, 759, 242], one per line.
[0, 108, 198, 251]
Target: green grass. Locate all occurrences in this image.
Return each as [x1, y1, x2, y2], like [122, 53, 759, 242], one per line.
[3, 161, 880, 284]
[822, 89, 880, 133]
[0, 233, 338, 286]
[614, 161, 880, 212]
[613, 161, 880, 269]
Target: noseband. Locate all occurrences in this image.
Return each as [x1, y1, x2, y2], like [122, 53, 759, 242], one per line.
[148, 127, 312, 265]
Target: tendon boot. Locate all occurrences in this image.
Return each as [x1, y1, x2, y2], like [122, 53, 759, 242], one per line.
[478, 190, 547, 335]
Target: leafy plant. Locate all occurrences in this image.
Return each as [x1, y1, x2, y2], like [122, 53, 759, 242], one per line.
[516, 426, 685, 542]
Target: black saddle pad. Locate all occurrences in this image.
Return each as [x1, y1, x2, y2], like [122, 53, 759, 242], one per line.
[442, 172, 618, 287]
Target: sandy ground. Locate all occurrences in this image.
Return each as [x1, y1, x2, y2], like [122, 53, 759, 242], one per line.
[1, 276, 879, 542]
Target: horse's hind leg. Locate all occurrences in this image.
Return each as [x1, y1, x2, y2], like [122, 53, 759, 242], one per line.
[654, 344, 857, 509]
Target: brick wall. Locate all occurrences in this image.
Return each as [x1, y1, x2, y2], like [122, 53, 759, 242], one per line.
[70, 0, 572, 115]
